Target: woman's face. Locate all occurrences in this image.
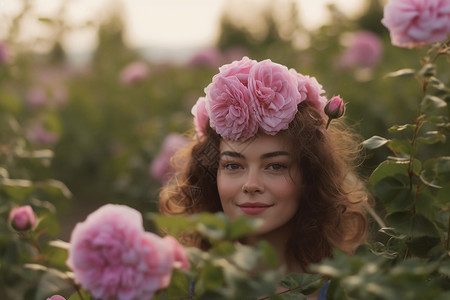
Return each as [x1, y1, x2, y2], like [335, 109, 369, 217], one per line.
[217, 132, 301, 235]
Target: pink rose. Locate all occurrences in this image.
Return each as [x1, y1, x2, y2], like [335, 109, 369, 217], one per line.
[381, 0, 450, 48]
[120, 61, 149, 85]
[325, 96, 345, 119]
[47, 295, 66, 300]
[67, 204, 189, 300]
[339, 31, 383, 69]
[9, 205, 36, 231]
[217, 56, 257, 86]
[248, 60, 300, 135]
[205, 76, 258, 141]
[150, 133, 189, 183]
[291, 70, 328, 112]
[191, 97, 209, 139]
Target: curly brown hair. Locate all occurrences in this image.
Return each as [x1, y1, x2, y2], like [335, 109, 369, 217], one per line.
[159, 102, 369, 269]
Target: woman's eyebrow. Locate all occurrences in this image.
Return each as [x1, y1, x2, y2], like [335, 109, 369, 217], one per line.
[220, 151, 244, 158]
[261, 151, 290, 159]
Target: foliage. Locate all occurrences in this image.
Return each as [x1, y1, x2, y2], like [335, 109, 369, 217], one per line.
[0, 0, 449, 299]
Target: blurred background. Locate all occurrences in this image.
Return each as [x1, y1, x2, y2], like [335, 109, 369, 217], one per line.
[1, 0, 433, 240]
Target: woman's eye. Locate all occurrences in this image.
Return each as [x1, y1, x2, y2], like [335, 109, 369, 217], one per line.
[267, 163, 287, 171]
[223, 163, 241, 170]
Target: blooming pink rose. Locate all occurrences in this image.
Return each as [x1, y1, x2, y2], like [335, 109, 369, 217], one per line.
[325, 96, 345, 119]
[67, 204, 188, 300]
[339, 31, 383, 69]
[291, 70, 328, 112]
[120, 61, 149, 85]
[191, 96, 209, 139]
[217, 56, 257, 86]
[47, 295, 66, 300]
[248, 60, 300, 135]
[9, 205, 36, 231]
[381, 0, 450, 48]
[150, 133, 189, 183]
[205, 76, 258, 141]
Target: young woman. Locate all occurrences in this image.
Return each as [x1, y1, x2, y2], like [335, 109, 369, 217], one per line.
[159, 57, 369, 299]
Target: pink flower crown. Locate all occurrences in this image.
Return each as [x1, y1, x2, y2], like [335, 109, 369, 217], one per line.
[192, 56, 328, 141]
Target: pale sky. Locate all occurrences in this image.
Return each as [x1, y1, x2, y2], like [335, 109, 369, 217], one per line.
[0, 0, 367, 54]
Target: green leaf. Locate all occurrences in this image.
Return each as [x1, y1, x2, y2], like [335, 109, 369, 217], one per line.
[369, 160, 420, 186]
[385, 68, 416, 78]
[0, 178, 35, 201]
[438, 260, 450, 277]
[48, 239, 70, 250]
[406, 236, 441, 257]
[67, 290, 93, 300]
[390, 258, 439, 277]
[149, 213, 194, 236]
[279, 273, 323, 294]
[418, 63, 435, 77]
[386, 211, 440, 238]
[227, 216, 261, 240]
[374, 176, 414, 212]
[193, 212, 229, 240]
[388, 124, 416, 133]
[210, 240, 235, 256]
[258, 240, 279, 268]
[421, 95, 447, 112]
[415, 192, 438, 220]
[35, 268, 72, 300]
[362, 136, 389, 150]
[429, 76, 449, 91]
[199, 263, 225, 290]
[387, 139, 414, 156]
[164, 268, 192, 299]
[36, 180, 72, 200]
[416, 131, 446, 145]
[420, 157, 450, 189]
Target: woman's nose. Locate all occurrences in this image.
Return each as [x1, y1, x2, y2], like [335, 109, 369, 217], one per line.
[242, 169, 264, 194]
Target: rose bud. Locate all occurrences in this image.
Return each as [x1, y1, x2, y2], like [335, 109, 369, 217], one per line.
[9, 205, 36, 231]
[325, 96, 345, 119]
[47, 296, 66, 300]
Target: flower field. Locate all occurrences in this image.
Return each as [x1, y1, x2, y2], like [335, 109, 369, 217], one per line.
[1, 0, 450, 299]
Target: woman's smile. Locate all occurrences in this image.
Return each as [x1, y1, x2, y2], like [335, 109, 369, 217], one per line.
[238, 202, 274, 215]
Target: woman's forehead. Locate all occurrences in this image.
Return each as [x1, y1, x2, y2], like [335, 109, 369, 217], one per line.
[219, 132, 291, 155]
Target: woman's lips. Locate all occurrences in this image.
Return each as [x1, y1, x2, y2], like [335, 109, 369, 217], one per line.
[238, 202, 273, 215]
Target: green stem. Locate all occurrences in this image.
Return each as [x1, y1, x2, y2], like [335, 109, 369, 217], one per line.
[447, 206, 450, 250]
